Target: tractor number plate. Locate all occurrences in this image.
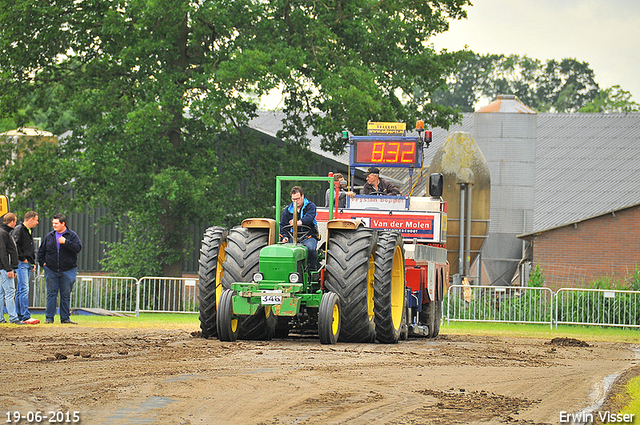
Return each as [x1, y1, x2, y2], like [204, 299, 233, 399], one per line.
[261, 290, 283, 305]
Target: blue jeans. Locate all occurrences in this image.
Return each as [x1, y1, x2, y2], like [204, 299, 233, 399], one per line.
[0, 269, 19, 323]
[44, 267, 77, 322]
[301, 237, 318, 271]
[15, 261, 32, 321]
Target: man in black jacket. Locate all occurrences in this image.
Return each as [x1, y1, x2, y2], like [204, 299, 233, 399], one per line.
[37, 214, 82, 324]
[0, 213, 23, 324]
[363, 167, 401, 195]
[11, 211, 39, 323]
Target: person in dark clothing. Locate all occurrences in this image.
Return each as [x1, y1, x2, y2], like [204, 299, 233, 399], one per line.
[280, 186, 319, 270]
[0, 213, 23, 324]
[37, 213, 82, 324]
[324, 173, 355, 208]
[363, 167, 401, 195]
[11, 211, 39, 322]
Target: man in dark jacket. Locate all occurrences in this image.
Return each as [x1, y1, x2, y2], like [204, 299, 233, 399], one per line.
[11, 211, 38, 322]
[363, 167, 401, 195]
[279, 186, 319, 270]
[0, 212, 23, 324]
[37, 213, 82, 324]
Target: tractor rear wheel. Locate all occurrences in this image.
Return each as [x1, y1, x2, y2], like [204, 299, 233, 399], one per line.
[197, 226, 228, 338]
[373, 231, 406, 344]
[420, 300, 442, 338]
[220, 226, 275, 340]
[318, 292, 341, 344]
[325, 227, 377, 343]
[217, 289, 239, 342]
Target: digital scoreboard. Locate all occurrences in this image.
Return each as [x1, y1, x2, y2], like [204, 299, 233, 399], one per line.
[350, 136, 422, 168]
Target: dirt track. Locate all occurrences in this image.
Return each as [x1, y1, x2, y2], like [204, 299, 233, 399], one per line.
[1, 325, 639, 425]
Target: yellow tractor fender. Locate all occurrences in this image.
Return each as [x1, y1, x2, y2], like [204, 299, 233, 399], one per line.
[326, 218, 364, 241]
[242, 218, 277, 246]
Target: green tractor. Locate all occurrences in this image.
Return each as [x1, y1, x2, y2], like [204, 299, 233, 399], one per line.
[198, 175, 408, 344]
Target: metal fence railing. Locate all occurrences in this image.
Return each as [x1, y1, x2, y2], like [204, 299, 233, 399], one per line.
[555, 288, 640, 328]
[32, 274, 198, 315]
[27, 274, 640, 329]
[137, 276, 199, 314]
[33, 275, 139, 314]
[445, 285, 555, 328]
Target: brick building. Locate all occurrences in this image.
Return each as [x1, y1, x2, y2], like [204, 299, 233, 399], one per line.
[520, 204, 640, 290]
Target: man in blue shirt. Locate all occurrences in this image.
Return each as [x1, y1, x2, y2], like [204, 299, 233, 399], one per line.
[279, 186, 319, 270]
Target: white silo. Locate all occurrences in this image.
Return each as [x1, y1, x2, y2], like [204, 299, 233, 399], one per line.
[474, 95, 537, 286]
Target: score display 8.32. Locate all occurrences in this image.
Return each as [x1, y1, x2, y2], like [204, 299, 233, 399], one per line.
[351, 137, 423, 168]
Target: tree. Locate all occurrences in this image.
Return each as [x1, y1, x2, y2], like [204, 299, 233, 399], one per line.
[435, 52, 618, 113]
[0, 0, 470, 276]
[578, 85, 640, 113]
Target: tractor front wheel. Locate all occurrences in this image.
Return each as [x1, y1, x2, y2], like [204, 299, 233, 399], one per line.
[217, 289, 239, 342]
[318, 292, 341, 345]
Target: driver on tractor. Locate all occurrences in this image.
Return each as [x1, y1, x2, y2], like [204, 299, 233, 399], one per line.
[363, 167, 401, 195]
[279, 186, 319, 270]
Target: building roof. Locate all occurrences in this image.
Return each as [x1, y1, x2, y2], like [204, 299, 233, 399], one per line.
[528, 113, 640, 235]
[248, 111, 640, 235]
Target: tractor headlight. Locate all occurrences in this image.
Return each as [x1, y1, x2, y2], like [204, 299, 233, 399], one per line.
[253, 272, 264, 282]
[288, 273, 300, 283]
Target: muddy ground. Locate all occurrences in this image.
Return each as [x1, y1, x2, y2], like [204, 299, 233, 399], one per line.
[1, 325, 639, 425]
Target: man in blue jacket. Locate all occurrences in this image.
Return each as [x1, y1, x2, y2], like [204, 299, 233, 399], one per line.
[280, 186, 319, 270]
[37, 214, 82, 324]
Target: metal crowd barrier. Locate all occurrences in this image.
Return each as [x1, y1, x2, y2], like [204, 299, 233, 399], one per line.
[28, 275, 640, 328]
[445, 285, 555, 328]
[31, 275, 199, 316]
[555, 288, 640, 328]
[33, 275, 139, 314]
[137, 276, 199, 314]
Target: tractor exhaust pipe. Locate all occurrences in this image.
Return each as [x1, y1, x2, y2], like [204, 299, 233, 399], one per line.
[292, 198, 298, 244]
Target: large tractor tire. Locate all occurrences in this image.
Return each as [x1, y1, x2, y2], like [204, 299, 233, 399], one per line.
[325, 227, 377, 343]
[220, 226, 276, 340]
[373, 231, 406, 344]
[420, 269, 443, 338]
[197, 226, 228, 338]
[217, 289, 240, 342]
[318, 291, 341, 345]
[420, 300, 442, 338]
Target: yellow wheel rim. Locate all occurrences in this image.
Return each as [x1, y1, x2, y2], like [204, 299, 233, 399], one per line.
[230, 317, 238, 333]
[390, 246, 405, 329]
[215, 241, 227, 308]
[331, 302, 340, 335]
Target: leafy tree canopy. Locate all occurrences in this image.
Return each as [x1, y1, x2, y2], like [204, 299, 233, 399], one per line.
[434, 51, 637, 113]
[0, 0, 470, 276]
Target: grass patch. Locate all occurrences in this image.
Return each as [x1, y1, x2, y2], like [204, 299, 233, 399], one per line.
[42, 312, 201, 329]
[442, 321, 640, 344]
[38, 312, 640, 343]
[606, 376, 640, 425]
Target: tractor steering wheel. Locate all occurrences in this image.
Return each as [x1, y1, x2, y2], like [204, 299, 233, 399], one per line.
[282, 224, 313, 242]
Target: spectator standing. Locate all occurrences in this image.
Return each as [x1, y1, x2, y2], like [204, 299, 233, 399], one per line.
[0, 213, 24, 324]
[37, 214, 82, 324]
[11, 211, 39, 324]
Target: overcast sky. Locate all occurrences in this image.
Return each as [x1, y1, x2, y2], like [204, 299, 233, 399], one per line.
[430, 0, 640, 109]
